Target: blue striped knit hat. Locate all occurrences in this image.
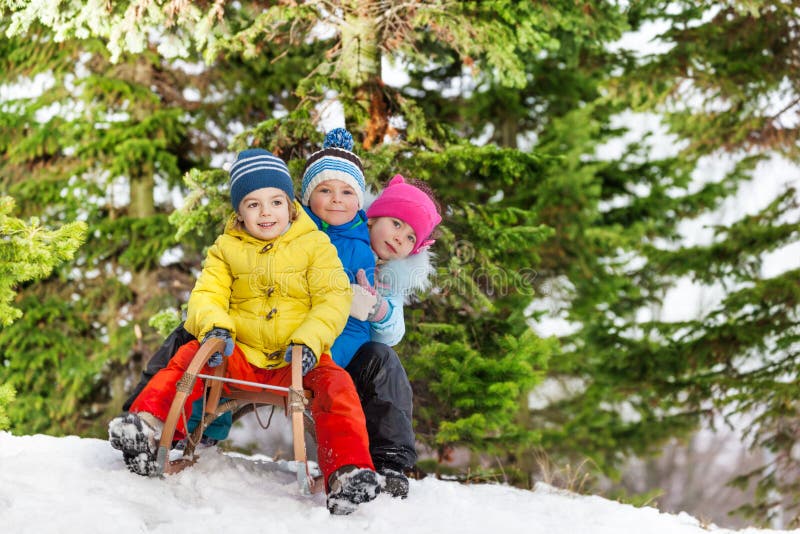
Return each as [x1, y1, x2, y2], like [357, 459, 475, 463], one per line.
[229, 148, 294, 210]
[301, 128, 366, 208]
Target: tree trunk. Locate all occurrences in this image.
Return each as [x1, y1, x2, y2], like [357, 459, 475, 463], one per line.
[499, 115, 519, 149]
[129, 172, 155, 219]
[339, 3, 380, 88]
[339, 2, 387, 149]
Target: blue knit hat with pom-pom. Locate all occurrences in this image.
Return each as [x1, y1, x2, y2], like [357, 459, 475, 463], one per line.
[301, 128, 366, 208]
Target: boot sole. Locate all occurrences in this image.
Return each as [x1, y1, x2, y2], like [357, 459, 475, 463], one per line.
[327, 469, 380, 515]
[123, 452, 160, 477]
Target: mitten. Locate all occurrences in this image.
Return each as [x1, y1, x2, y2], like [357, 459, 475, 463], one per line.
[284, 344, 317, 376]
[350, 283, 378, 321]
[202, 327, 234, 368]
[355, 269, 389, 322]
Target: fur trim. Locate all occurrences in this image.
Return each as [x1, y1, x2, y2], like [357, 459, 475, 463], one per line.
[378, 249, 436, 304]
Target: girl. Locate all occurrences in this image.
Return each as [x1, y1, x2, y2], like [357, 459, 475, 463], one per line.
[345, 173, 441, 498]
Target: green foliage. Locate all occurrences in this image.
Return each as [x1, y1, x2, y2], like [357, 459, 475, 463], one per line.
[169, 168, 230, 242]
[0, 383, 16, 431]
[409, 329, 553, 450]
[0, 196, 87, 326]
[0, 294, 113, 434]
[148, 308, 182, 339]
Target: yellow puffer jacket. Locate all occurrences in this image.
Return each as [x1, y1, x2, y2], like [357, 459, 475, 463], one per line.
[185, 202, 352, 370]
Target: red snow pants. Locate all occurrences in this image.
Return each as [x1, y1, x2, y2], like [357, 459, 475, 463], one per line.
[129, 340, 374, 488]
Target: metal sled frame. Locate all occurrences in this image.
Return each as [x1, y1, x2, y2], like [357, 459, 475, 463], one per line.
[154, 339, 321, 494]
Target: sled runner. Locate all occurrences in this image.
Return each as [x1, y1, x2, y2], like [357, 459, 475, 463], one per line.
[154, 339, 320, 494]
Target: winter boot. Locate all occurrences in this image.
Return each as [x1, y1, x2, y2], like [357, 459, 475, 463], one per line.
[326, 465, 381, 515]
[108, 412, 164, 476]
[379, 468, 409, 499]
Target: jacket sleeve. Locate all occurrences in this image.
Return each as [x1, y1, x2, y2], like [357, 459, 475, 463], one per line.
[369, 291, 405, 347]
[288, 234, 352, 358]
[184, 239, 236, 343]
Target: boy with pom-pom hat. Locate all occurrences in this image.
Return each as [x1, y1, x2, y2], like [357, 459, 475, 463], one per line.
[300, 132, 443, 499]
[299, 127, 375, 369]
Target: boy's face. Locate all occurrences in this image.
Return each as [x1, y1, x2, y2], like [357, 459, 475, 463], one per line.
[237, 187, 291, 241]
[368, 216, 417, 261]
[308, 180, 360, 226]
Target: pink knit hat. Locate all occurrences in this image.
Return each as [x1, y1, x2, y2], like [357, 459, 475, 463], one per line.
[366, 174, 442, 254]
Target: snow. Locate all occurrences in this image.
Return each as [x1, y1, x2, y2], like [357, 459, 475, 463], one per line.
[0, 432, 796, 534]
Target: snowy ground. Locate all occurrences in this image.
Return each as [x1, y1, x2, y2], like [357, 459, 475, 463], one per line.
[1, 432, 797, 534]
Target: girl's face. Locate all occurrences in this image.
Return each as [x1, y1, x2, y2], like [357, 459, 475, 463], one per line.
[308, 180, 359, 226]
[368, 216, 417, 260]
[237, 187, 291, 241]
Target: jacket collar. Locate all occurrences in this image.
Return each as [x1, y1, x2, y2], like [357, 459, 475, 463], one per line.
[302, 206, 370, 243]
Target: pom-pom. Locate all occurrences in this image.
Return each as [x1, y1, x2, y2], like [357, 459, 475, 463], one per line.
[322, 128, 354, 151]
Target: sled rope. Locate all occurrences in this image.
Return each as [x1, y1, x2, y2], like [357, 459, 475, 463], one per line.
[180, 401, 195, 449]
[253, 404, 276, 430]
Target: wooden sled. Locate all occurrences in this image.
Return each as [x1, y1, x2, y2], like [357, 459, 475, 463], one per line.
[153, 339, 321, 494]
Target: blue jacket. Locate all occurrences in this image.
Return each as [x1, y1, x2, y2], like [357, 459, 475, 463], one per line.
[304, 206, 374, 367]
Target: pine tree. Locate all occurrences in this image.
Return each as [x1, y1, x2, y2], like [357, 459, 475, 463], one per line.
[0, 23, 190, 433]
[603, 2, 800, 524]
[0, 195, 85, 431]
[383, 2, 800, 513]
[0, 15, 322, 434]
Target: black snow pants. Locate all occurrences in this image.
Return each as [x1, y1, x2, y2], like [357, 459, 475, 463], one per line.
[345, 341, 417, 473]
[122, 325, 417, 472]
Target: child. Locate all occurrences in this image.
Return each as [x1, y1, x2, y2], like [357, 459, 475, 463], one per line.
[109, 148, 380, 515]
[299, 128, 375, 369]
[344, 173, 441, 498]
[301, 134, 441, 499]
[359, 174, 441, 347]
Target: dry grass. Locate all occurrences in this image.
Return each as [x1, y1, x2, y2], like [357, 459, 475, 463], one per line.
[531, 447, 597, 495]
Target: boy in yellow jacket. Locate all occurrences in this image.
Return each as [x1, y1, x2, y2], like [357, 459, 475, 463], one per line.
[109, 148, 379, 514]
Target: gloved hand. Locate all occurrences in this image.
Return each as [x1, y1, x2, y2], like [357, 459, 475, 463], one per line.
[202, 327, 234, 368]
[355, 269, 388, 322]
[284, 344, 317, 376]
[350, 283, 378, 321]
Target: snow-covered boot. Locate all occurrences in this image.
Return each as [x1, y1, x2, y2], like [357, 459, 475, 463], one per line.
[122, 451, 161, 477]
[108, 412, 164, 476]
[326, 465, 381, 515]
[379, 468, 409, 499]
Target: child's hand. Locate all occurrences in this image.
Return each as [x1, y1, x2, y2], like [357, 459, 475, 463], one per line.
[355, 269, 389, 322]
[202, 327, 234, 367]
[350, 282, 378, 321]
[284, 344, 317, 376]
